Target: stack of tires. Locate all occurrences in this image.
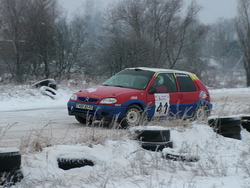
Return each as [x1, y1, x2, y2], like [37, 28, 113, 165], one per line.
[130, 127, 173, 151]
[241, 115, 250, 132]
[32, 79, 58, 99]
[208, 116, 242, 140]
[0, 148, 23, 186]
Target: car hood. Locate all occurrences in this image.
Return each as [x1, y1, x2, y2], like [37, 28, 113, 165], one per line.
[76, 85, 138, 98]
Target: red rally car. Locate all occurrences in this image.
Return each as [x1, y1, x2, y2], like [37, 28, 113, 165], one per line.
[67, 67, 212, 127]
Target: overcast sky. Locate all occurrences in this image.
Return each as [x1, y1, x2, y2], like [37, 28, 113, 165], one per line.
[59, 0, 238, 24]
[187, 0, 237, 24]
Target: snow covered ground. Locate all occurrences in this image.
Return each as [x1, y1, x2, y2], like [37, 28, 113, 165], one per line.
[1, 84, 250, 188]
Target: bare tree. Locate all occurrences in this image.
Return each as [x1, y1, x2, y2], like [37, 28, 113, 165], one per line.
[180, 21, 209, 78]
[0, 0, 30, 83]
[207, 19, 241, 69]
[53, 16, 86, 80]
[100, 0, 151, 74]
[26, 0, 59, 79]
[100, 0, 204, 74]
[145, 0, 182, 68]
[236, 0, 250, 86]
[164, 1, 203, 68]
[0, 0, 61, 82]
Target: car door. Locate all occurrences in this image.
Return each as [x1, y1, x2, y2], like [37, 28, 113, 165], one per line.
[175, 73, 200, 117]
[146, 73, 179, 118]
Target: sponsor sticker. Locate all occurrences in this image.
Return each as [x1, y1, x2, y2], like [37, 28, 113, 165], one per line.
[199, 91, 207, 100]
[131, 96, 138, 99]
[87, 88, 97, 93]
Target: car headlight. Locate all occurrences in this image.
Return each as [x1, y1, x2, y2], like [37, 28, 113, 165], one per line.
[100, 98, 117, 104]
[70, 94, 77, 101]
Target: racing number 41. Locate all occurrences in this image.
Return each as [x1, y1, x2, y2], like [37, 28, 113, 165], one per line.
[156, 102, 168, 115]
[154, 94, 170, 117]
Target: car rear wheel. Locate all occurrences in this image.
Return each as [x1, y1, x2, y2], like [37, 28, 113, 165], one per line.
[122, 105, 142, 127]
[193, 105, 209, 121]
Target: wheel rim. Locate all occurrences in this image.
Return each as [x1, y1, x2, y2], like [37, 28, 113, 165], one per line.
[125, 108, 141, 126]
[195, 106, 207, 120]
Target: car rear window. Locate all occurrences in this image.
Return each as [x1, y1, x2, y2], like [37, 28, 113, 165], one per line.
[176, 73, 197, 92]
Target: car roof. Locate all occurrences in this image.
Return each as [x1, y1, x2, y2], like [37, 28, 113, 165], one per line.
[126, 67, 194, 75]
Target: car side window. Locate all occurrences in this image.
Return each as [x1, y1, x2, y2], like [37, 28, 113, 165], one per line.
[150, 73, 177, 93]
[163, 73, 177, 93]
[176, 73, 197, 92]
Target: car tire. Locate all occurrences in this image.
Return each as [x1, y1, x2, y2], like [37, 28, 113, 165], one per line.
[0, 169, 23, 186]
[134, 129, 171, 142]
[39, 86, 58, 99]
[32, 78, 57, 90]
[208, 117, 241, 127]
[141, 141, 173, 151]
[0, 148, 21, 172]
[208, 116, 241, 140]
[122, 105, 142, 128]
[163, 153, 199, 162]
[57, 157, 94, 170]
[130, 128, 172, 151]
[241, 116, 250, 132]
[222, 133, 241, 140]
[193, 105, 209, 120]
[75, 115, 87, 124]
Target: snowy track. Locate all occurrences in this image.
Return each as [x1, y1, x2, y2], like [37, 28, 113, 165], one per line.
[0, 107, 81, 147]
[1, 87, 250, 148]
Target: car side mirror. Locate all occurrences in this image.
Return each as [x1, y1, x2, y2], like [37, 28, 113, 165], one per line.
[148, 87, 156, 94]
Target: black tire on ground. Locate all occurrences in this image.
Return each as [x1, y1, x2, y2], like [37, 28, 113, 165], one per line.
[141, 141, 173, 151]
[221, 133, 241, 140]
[32, 79, 57, 90]
[208, 117, 241, 128]
[241, 116, 250, 132]
[218, 126, 241, 134]
[0, 169, 23, 186]
[57, 157, 94, 170]
[121, 105, 142, 128]
[0, 149, 21, 172]
[135, 129, 170, 142]
[208, 116, 242, 140]
[163, 153, 199, 162]
[39, 86, 57, 99]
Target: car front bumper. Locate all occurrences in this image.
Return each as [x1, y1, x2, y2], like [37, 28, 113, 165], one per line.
[67, 101, 126, 120]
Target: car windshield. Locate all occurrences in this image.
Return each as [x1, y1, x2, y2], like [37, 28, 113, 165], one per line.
[102, 69, 154, 90]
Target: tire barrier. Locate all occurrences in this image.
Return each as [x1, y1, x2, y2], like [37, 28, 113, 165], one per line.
[32, 79, 57, 90]
[130, 127, 173, 151]
[39, 86, 58, 99]
[0, 169, 23, 187]
[241, 115, 250, 132]
[141, 141, 173, 151]
[0, 149, 21, 172]
[57, 157, 94, 170]
[163, 153, 200, 162]
[0, 148, 23, 186]
[32, 79, 58, 99]
[208, 116, 242, 140]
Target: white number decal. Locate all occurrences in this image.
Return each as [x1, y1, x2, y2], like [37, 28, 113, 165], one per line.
[154, 94, 170, 117]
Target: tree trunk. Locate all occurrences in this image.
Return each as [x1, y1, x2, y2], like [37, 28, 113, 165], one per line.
[244, 59, 250, 87]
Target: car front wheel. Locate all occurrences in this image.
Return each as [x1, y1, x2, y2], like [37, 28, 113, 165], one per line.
[122, 105, 142, 127]
[75, 115, 87, 124]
